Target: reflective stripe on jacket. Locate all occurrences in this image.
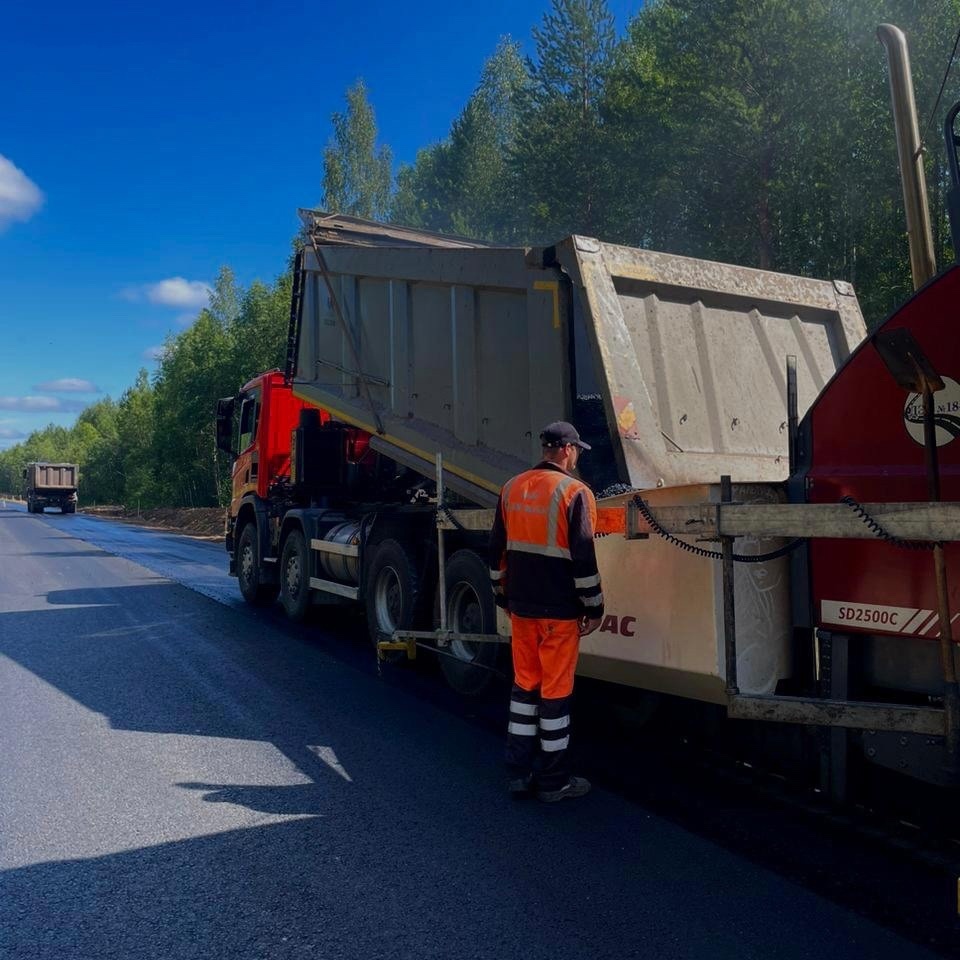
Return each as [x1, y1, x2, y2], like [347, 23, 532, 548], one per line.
[488, 462, 604, 620]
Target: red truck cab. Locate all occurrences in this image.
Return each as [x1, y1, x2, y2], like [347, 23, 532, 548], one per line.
[217, 371, 326, 581]
[226, 370, 324, 511]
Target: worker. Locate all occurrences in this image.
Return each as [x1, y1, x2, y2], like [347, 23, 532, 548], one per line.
[489, 421, 603, 802]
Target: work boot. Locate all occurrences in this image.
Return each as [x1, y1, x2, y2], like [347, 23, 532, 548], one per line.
[537, 776, 591, 803]
[508, 773, 534, 798]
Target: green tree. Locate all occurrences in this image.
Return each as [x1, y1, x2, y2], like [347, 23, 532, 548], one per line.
[116, 370, 158, 509]
[150, 264, 293, 507]
[391, 96, 504, 238]
[207, 265, 240, 327]
[479, 37, 530, 152]
[322, 80, 393, 220]
[75, 399, 122, 504]
[392, 145, 446, 229]
[229, 273, 293, 383]
[154, 312, 233, 506]
[604, 0, 846, 267]
[511, 0, 616, 241]
[391, 38, 530, 241]
[602, 0, 960, 323]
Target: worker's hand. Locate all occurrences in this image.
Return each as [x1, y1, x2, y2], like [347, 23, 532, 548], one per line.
[578, 616, 602, 637]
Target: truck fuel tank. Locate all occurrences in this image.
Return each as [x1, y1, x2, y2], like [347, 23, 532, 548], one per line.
[315, 520, 361, 585]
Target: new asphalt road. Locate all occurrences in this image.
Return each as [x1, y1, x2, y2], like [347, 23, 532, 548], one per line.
[0, 502, 945, 959]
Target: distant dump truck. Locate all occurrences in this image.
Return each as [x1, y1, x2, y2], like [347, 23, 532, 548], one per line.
[24, 462, 78, 514]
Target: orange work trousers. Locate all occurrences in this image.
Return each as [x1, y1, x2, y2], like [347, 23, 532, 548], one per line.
[510, 615, 580, 699]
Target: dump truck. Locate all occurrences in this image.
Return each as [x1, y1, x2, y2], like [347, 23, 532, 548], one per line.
[24, 462, 79, 514]
[217, 216, 874, 731]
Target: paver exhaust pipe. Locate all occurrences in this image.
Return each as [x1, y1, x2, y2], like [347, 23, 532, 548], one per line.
[877, 23, 937, 288]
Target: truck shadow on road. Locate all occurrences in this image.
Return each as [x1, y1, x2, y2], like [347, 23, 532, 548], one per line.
[0, 577, 510, 818]
[0, 580, 953, 959]
[0, 577, 785, 960]
[0, 792, 798, 960]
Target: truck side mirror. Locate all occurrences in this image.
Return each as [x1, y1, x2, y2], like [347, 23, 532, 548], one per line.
[215, 396, 238, 457]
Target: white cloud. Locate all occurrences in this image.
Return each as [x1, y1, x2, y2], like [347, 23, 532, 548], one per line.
[142, 345, 167, 361]
[0, 427, 25, 439]
[34, 378, 100, 394]
[120, 277, 212, 310]
[0, 155, 44, 231]
[0, 396, 60, 411]
[0, 396, 88, 412]
[148, 278, 212, 308]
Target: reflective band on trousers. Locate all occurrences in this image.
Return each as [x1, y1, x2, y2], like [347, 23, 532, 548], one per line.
[539, 715, 569, 731]
[510, 700, 538, 716]
[489, 568, 505, 581]
[574, 573, 600, 589]
[508, 721, 538, 736]
[581, 594, 603, 607]
[541, 736, 570, 752]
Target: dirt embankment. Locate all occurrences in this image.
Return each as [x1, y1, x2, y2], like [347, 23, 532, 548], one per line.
[81, 505, 226, 539]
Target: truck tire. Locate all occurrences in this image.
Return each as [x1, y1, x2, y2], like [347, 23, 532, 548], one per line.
[437, 548, 503, 697]
[280, 528, 311, 623]
[63, 503, 76, 514]
[237, 522, 279, 607]
[365, 538, 419, 660]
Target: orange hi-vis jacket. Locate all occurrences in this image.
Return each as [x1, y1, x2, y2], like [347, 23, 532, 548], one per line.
[488, 462, 604, 621]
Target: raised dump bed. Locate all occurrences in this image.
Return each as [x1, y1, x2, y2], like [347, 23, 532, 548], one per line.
[292, 212, 865, 505]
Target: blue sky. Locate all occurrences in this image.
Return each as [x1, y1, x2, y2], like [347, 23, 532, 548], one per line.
[0, 0, 641, 449]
